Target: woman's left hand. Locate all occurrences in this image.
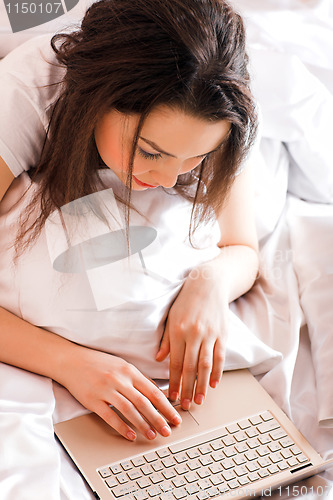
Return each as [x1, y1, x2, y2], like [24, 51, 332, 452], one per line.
[155, 260, 229, 410]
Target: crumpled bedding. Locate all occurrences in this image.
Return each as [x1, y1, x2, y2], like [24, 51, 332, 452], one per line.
[1, 1, 333, 499]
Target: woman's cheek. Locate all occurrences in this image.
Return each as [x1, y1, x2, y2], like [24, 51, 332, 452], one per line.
[181, 158, 203, 173]
[132, 157, 151, 175]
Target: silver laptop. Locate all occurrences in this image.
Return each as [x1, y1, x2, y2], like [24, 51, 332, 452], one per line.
[54, 369, 333, 499]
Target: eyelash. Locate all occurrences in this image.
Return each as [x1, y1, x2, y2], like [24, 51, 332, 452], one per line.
[137, 146, 211, 163]
[138, 147, 162, 161]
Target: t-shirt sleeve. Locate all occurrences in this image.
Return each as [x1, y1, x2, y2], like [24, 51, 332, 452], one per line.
[0, 74, 46, 177]
[0, 35, 64, 177]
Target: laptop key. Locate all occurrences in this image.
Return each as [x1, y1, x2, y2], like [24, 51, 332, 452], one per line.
[117, 473, 129, 484]
[257, 420, 280, 434]
[290, 445, 302, 456]
[134, 492, 149, 500]
[137, 477, 151, 489]
[160, 481, 173, 492]
[105, 477, 118, 488]
[226, 423, 239, 433]
[228, 479, 240, 489]
[121, 460, 133, 471]
[234, 431, 247, 442]
[270, 428, 287, 440]
[198, 444, 212, 455]
[172, 476, 186, 488]
[185, 472, 199, 483]
[146, 485, 160, 497]
[99, 467, 111, 478]
[187, 459, 201, 471]
[287, 457, 298, 467]
[267, 465, 279, 474]
[152, 461, 164, 472]
[197, 467, 210, 479]
[157, 448, 171, 459]
[162, 457, 176, 468]
[159, 494, 174, 500]
[132, 457, 146, 467]
[186, 483, 200, 494]
[210, 473, 224, 486]
[187, 448, 201, 459]
[128, 470, 142, 481]
[112, 484, 139, 497]
[110, 464, 122, 474]
[174, 452, 188, 463]
[144, 452, 158, 463]
[297, 453, 309, 463]
[162, 468, 176, 480]
[141, 465, 153, 476]
[199, 455, 213, 467]
[173, 487, 187, 499]
[197, 478, 211, 490]
[248, 472, 260, 482]
[260, 411, 274, 421]
[207, 486, 220, 497]
[196, 491, 210, 500]
[175, 464, 188, 475]
[150, 473, 164, 484]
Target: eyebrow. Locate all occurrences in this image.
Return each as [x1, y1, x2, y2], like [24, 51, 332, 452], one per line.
[139, 136, 223, 159]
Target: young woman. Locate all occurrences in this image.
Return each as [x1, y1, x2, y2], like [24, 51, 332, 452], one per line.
[0, 0, 259, 442]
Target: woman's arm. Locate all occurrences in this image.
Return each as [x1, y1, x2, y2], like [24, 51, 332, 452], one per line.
[156, 163, 259, 408]
[0, 156, 14, 201]
[0, 307, 181, 440]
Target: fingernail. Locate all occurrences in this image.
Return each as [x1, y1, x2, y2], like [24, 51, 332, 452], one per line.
[161, 425, 171, 437]
[170, 392, 178, 401]
[146, 429, 156, 440]
[181, 399, 191, 410]
[211, 380, 219, 388]
[195, 394, 205, 405]
[172, 414, 182, 426]
[126, 431, 136, 441]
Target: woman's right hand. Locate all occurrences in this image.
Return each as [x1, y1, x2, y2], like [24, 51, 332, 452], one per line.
[59, 346, 182, 441]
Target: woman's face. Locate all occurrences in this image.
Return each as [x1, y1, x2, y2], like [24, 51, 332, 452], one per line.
[94, 105, 230, 190]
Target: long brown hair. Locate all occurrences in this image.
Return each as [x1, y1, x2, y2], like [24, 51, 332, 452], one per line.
[20, 0, 257, 248]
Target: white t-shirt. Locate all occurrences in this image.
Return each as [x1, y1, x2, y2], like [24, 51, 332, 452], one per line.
[0, 169, 221, 379]
[0, 36, 256, 378]
[0, 35, 64, 176]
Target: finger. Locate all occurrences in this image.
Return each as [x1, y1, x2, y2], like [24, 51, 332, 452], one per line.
[194, 341, 215, 405]
[127, 386, 182, 438]
[209, 337, 225, 388]
[155, 324, 170, 362]
[179, 341, 201, 410]
[168, 338, 186, 402]
[94, 400, 137, 441]
[135, 375, 182, 428]
[112, 390, 162, 440]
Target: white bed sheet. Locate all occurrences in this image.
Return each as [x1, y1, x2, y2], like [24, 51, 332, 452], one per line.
[1, 1, 333, 499]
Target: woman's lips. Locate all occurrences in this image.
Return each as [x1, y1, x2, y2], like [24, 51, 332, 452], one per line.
[132, 175, 158, 188]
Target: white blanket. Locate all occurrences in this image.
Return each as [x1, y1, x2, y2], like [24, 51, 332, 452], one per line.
[1, 1, 333, 498]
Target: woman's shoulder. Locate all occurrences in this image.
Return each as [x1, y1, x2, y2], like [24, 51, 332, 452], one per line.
[0, 34, 65, 90]
[0, 35, 66, 177]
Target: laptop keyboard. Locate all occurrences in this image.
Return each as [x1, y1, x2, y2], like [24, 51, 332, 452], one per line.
[97, 410, 310, 499]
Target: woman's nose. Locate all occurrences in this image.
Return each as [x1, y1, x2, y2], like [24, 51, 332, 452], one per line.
[151, 162, 183, 188]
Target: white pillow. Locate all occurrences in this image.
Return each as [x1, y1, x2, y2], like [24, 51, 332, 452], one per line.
[249, 47, 333, 204]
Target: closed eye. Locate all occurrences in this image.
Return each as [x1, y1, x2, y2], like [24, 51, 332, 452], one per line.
[137, 147, 162, 161]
